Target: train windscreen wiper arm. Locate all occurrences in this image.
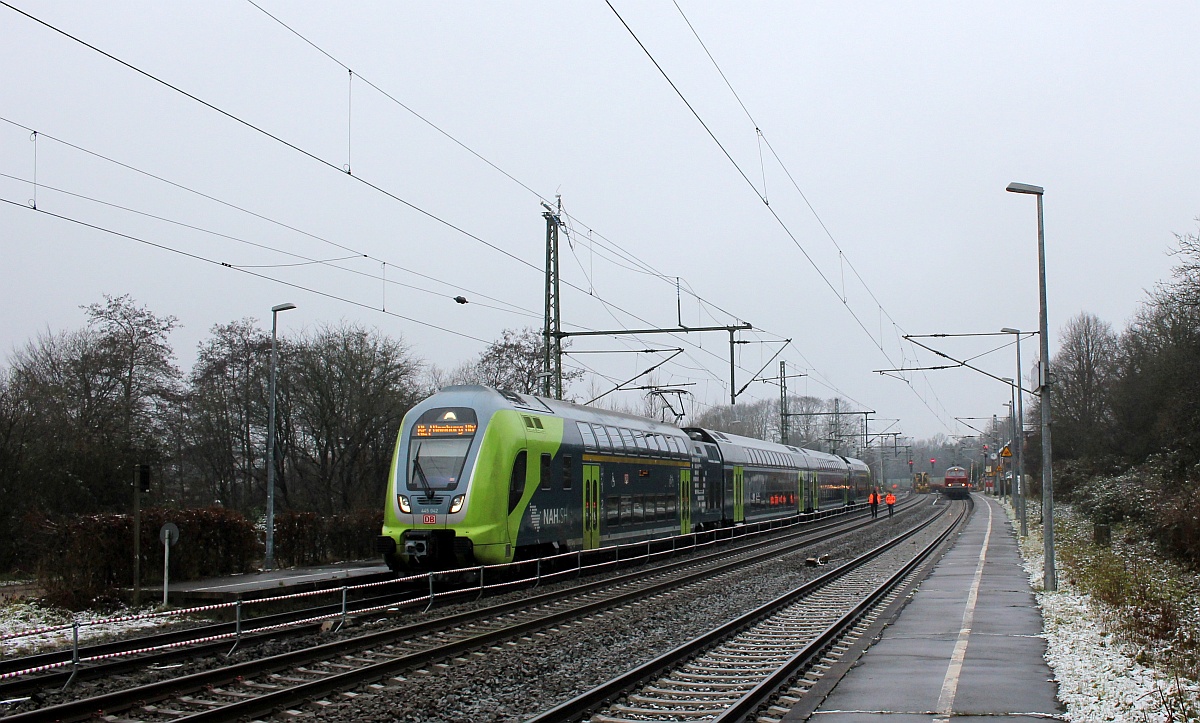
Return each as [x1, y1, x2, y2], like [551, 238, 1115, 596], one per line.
[411, 443, 435, 496]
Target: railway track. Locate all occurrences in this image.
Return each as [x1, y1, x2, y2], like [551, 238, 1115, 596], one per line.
[3, 501, 927, 721]
[0, 506, 880, 698]
[530, 498, 966, 722]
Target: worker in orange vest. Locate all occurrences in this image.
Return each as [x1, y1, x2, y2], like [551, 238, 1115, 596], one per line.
[885, 491, 896, 517]
[868, 490, 878, 518]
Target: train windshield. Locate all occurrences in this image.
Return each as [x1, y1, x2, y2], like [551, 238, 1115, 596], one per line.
[408, 438, 471, 491]
[407, 407, 478, 492]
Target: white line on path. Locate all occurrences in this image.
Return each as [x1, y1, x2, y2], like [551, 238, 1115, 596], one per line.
[934, 495, 993, 721]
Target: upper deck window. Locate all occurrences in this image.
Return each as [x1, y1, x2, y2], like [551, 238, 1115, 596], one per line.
[618, 428, 636, 452]
[593, 424, 613, 449]
[577, 422, 597, 449]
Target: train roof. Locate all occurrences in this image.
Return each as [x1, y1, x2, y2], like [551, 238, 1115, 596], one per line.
[422, 386, 691, 438]
[683, 427, 868, 471]
[415, 387, 869, 472]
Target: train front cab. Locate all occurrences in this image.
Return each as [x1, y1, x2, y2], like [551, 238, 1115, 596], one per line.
[380, 389, 564, 571]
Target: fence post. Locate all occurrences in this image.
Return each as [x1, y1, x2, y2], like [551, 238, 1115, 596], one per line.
[477, 565, 485, 601]
[227, 600, 243, 656]
[535, 558, 541, 588]
[423, 573, 436, 613]
[337, 587, 348, 631]
[62, 621, 80, 690]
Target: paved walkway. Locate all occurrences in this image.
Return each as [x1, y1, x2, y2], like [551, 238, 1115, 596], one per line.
[805, 494, 1064, 721]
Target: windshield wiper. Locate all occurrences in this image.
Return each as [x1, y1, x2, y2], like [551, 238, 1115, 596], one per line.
[411, 443, 435, 496]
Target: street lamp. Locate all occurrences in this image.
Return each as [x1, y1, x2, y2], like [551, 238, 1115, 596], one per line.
[1006, 181, 1055, 591]
[1001, 328, 1028, 537]
[265, 302, 296, 571]
[1000, 389, 1014, 498]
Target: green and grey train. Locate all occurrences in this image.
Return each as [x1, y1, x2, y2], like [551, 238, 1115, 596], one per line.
[377, 385, 872, 571]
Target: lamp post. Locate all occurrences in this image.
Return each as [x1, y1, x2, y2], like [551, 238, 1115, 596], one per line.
[1001, 327, 1028, 537]
[1001, 392, 1014, 498]
[1006, 181, 1055, 591]
[264, 302, 296, 571]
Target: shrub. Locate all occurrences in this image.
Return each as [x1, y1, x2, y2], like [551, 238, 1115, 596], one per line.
[274, 509, 383, 568]
[31, 507, 256, 609]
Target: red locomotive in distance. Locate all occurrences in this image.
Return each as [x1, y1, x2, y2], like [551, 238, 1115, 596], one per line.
[942, 465, 972, 500]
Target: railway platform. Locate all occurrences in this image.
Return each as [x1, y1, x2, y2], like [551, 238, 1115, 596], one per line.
[795, 493, 1063, 722]
[164, 558, 392, 607]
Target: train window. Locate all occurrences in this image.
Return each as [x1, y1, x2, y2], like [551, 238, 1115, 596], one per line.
[607, 426, 625, 451]
[656, 495, 667, 520]
[646, 434, 661, 453]
[577, 422, 596, 449]
[666, 495, 677, 518]
[606, 496, 620, 524]
[508, 452, 527, 514]
[632, 496, 644, 523]
[633, 432, 649, 452]
[619, 428, 636, 452]
[593, 424, 612, 449]
[562, 455, 573, 489]
[620, 495, 632, 522]
[540, 453, 552, 490]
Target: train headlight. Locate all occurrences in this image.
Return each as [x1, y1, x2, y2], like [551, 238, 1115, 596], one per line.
[449, 494, 466, 514]
[397, 495, 411, 513]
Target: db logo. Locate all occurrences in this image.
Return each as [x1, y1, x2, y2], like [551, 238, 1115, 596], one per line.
[422, 514, 437, 525]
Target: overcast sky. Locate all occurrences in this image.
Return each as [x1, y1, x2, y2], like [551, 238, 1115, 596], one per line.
[2, 1, 1198, 441]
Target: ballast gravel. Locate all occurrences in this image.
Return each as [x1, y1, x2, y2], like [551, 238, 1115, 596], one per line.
[10, 502, 941, 722]
[304, 506, 937, 723]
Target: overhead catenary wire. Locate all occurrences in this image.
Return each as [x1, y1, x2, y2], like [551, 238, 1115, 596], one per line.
[630, 1, 958, 431]
[1, 197, 493, 344]
[0, 16, 736, 390]
[0, 168, 541, 319]
[229, 2, 877, 412]
[4, 3, 890, 419]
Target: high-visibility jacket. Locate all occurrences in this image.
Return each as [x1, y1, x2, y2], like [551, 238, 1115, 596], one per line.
[868, 493, 877, 504]
[885, 493, 896, 505]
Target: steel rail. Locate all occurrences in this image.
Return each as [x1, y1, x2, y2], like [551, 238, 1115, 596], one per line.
[0, 502, 886, 695]
[526, 499, 962, 722]
[5, 501, 912, 722]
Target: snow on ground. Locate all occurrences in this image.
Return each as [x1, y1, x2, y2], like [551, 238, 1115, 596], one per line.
[1008, 502, 1200, 722]
[0, 598, 182, 657]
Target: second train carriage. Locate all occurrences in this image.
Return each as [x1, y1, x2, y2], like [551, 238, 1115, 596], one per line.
[378, 385, 872, 571]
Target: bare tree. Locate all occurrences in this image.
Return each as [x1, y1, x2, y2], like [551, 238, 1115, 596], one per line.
[83, 294, 181, 458]
[460, 327, 583, 396]
[283, 323, 423, 514]
[1169, 218, 1200, 308]
[1052, 312, 1118, 459]
[185, 319, 270, 511]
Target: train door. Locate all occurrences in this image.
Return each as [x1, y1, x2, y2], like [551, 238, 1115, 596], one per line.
[679, 469, 692, 535]
[733, 466, 745, 523]
[582, 464, 600, 550]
